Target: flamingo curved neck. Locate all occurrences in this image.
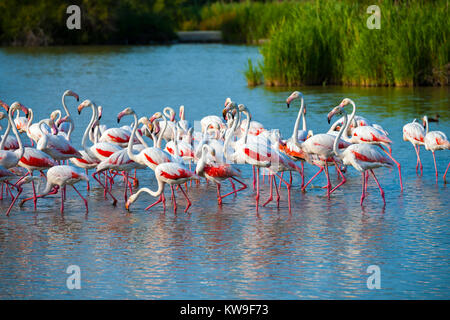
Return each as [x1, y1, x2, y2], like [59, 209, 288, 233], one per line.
[62, 92, 71, 117]
[81, 101, 98, 160]
[291, 95, 305, 142]
[333, 109, 349, 158]
[224, 106, 240, 160]
[157, 117, 167, 149]
[4, 105, 24, 159]
[133, 180, 164, 200]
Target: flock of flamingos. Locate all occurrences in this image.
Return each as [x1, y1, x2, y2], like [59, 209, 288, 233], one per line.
[0, 90, 449, 216]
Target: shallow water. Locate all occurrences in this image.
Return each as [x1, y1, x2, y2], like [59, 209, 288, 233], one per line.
[0, 44, 449, 299]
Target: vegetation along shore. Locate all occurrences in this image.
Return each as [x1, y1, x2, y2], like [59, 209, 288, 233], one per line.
[1, 0, 448, 87]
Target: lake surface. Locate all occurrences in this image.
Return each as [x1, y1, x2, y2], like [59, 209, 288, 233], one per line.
[0, 44, 449, 299]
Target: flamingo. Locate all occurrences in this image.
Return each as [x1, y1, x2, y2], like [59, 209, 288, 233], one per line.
[126, 162, 199, 213]
[36, 120, 82, 161]
[350, 122, 403, 191]
[20, 165, 89, 214]
[0, 102, 28, 169]
[328, 105, 394, 206]
[196, 143, 247, 205]
[76, 100, 122, 203]
[423, 115, 450, 183]
[0, 111, 21, 150]
[120, 109, 172, 170]
[403, 119, 426, 175]
[295, 108, 351, 197]
[278, 91, 313, 188]
[222, 102, 272, 211]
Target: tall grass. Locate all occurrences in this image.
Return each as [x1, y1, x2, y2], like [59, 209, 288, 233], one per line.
[258, 0, 449, 87]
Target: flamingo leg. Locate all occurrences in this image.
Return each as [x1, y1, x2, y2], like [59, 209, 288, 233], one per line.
[5, 186, 23, 216]
[262, 174, 274, 207]
[443, 162, 450, 184]
[330, 160, 347, 194]
[72, 185, 88, 214]
[124, 172, 129, 202]
[274, 174, 281, 207]
[31, 178, 37, 210]
[365, 171, 369, 194]
[302, 166, 323, 192]
[0, 183, 3, 201]
[133, 169, 138, 187]
[228, 178, 237, 196]
[252, 166, 256, 191]
[413, 145, 420, 175]
[178, 185, 192, 213]
[220, 177, 247, 199]
[255, 167, 260, 212]
[217, 183, 222, 205]
[379, 145, 403, 191]
[145, 194, 164, 211]
[300, 161, 305, 189]
[171, 186, 177, 213]
[324, 163, 332, 199]
[360, 172, 366, 206]
[275, 173, 291, 212]
[92, 173, 117, 206]
[417, 145, 423, 175]
[370, 169, 385, 206]
[85, 169, 90, 191]
[20, 186, 59, 206]
[60, 188, 64, 214]
[432, 151, 438, 183]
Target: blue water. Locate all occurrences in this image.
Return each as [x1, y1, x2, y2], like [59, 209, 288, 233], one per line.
[0, 44, 449, 299]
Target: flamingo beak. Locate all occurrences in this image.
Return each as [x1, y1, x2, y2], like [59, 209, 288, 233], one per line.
[222, 108, 228, 120]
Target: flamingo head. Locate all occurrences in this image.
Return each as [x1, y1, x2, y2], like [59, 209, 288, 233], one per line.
[286, 91, 303, 108]
[64, 90, 79, 101]
[9, 102, 29, 118]
[97, 106, 103, 120]
[222, 100, 237, 120]
[117, 107, 134, 123]
[125, 193, 139, 211]
[50, 110, 60, 121]
[77, 100, 92, 114]
[224, 97, 232, 107]
[327, 106, 344, 124]
[149, 112, 162, 123]
[179, 105, 185, 120]
[0, 99, 9, 112]
[422, 115, 428, 129]
[338, 98, 352, 107]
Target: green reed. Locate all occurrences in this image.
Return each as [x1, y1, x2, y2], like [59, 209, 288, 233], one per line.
[257, 0, 449, 86]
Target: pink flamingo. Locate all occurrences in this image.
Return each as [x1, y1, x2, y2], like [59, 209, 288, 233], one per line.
[126, 162, 199, 213]
[20, 165, 89, 214]
[196, 144, 247, 205]
[403, 119, 426, 176]
[222, 102, 272, 211]
[328, 105, 394, 206]
[278, 91, 313, 188]
[350, 114, 403, 192]
[0, 102, 28, 169]
[77, 100, 122, 201]
[423, 115, 450, 183]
